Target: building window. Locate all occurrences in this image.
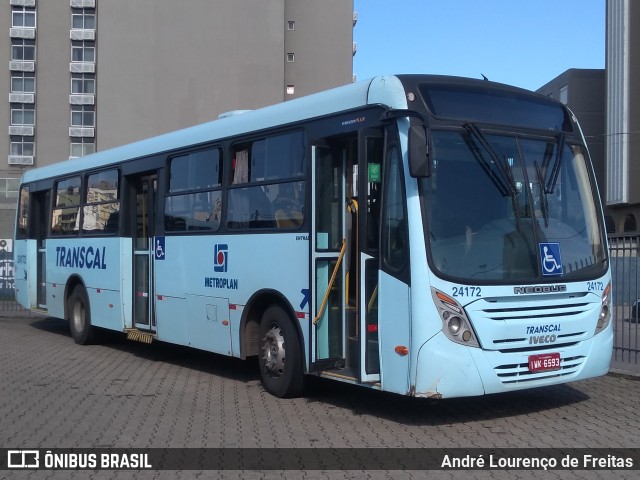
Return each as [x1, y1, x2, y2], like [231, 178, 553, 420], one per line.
[605, 215, 615, 234]
[72, 43, 95, 63]
[286, 85, 295, 95]
[624, 214, 637, 233]
[71, 106, 95, 127]
[11, 74, 35, 93]
[287, 21, 295, 30]
[287, 53, 295, 62]
[0, 179, 21, 201]
[72, 12, 96, 30]
[71, 75, 95, 94]
[10, 141, 35, 156]
[70, 142, 95, 157]
[559, 85, 568, 105]
[12, 8, 36, 28]
[11, 108, 35, 125]
[11, 41, 36, 61]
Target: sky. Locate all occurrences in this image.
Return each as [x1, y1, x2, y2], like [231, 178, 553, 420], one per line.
[353, 0, 605, 92]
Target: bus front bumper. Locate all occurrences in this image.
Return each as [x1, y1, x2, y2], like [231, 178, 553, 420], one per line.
[413, 325, 613, 399]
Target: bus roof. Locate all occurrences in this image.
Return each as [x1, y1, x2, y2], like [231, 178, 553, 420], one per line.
[21, 75, 409, 184]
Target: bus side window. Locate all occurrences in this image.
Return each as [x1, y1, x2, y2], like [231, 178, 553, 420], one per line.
[164, 147, 223, 233]
[51, 177, 81, 236]
[382, 144, 408, 272]
[228, 131, 306, 230]
[16, 186, 29, 239]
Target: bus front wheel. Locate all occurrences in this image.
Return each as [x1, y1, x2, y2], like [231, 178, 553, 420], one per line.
[67, 285, 96, 345]
[258, 305, 304, 398]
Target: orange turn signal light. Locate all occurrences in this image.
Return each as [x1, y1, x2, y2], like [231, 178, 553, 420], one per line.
[394, 345, 409, 356]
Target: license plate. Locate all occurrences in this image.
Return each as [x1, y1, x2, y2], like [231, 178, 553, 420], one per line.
[528, 353, 561, 373]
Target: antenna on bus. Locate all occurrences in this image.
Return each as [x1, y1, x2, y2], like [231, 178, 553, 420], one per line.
[481, 74, 489, 81]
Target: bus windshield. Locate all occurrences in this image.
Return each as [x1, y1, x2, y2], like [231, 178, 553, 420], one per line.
[423, 128, 607, 282]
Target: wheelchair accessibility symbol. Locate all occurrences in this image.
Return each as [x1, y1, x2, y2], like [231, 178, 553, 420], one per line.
[540, 243, 563, 276]
[155, 237, 165, 260]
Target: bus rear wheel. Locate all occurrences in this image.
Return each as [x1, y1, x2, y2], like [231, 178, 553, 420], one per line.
[67, 285, 96, 345]
[258, 305, 304, 398]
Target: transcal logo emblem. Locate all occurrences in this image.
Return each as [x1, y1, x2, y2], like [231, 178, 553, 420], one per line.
[214, 244, 228, 272]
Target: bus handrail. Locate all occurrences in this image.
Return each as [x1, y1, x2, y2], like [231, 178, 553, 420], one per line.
[313, 239, 347, 325]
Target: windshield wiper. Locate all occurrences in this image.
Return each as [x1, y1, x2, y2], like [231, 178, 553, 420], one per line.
[534, 160, 549, 228]
[463, 123, 517, 197]
[545, 133, 565, 194]
[464, 122, 522, 230]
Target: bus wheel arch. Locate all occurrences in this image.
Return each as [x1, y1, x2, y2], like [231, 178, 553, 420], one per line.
[65, 277, 96, 345]
[240, 290, 305, 397]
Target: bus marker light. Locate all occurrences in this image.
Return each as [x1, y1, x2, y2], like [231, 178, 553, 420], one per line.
[367, 324, 378, 332]
[108, 304, 113, 308]
[435, 291, 462, 313]
[395, 346, 409, 356]
[462, 330, 472, 342]
[222, 320, 229, 326]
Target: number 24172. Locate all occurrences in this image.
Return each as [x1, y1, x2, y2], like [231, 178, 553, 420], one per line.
[452, 286, 481, 298]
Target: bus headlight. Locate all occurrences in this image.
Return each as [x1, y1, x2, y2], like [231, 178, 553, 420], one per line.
[595, 282, 611, 335]
[431, 288, 480, 348]
[447, 316, 462, 335]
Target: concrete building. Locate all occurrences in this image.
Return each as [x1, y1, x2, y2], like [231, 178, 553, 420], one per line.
[606, 0, 640, 233]
[536, 69, 606, 220]
[0, 0, 356, 237]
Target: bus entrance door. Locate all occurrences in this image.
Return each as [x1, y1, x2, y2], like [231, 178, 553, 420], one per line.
[311, 129, 383, 384]
[34, 190, 49, 309]
[132, 173, 158, 332]
[311, 143, 347, 372]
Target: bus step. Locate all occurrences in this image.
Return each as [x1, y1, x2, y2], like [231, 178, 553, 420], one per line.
[125, 328, 155, 344]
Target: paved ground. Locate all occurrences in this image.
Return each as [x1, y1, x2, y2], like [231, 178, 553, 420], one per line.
[1, 314, 639, 480]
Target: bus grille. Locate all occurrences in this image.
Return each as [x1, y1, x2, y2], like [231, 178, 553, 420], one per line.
[494, 355, 586, 384]
[464, 293, 599, 352]
[480, 299, 590, 321]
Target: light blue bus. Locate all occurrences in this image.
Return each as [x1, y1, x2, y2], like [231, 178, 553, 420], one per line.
[14, 75, 612, 398]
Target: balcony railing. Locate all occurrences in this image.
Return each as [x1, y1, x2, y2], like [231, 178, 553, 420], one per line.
[10, 0, 36, 6]
[69, 94, 95, 105]
[69, 62, 95, 73]
[10, 28, 36, 40]
[8, 126, 34, 136]
[10, 61, 35, 72]
[70, 0, 95, 7]
[70, 29, 95, 41]
[8, 155, 34, 166]
[69, 127, 94, 137]
[9, 93, 35, 103]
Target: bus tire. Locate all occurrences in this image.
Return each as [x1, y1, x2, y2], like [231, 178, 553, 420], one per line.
[258, 305, 304, 398]
[68, 285, 96, 345]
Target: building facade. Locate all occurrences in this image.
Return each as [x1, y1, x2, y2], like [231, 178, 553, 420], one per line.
[536, 69, 606, 221]
[606, 0, 640, 233]
[0, 0, 355, 237]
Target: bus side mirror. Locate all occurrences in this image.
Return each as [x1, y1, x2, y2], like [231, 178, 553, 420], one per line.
[408, 125, 430, 177]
